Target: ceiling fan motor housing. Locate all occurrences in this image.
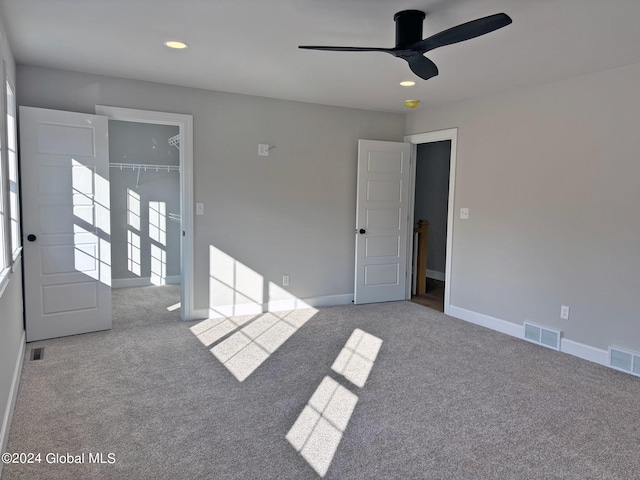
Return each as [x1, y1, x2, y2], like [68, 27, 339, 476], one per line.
[393, 10, 426, 48]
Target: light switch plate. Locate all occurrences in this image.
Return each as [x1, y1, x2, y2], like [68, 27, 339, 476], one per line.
[196, 203, 204, 215]
[460, 208, 469, 219]
[258, 144, 270, 156]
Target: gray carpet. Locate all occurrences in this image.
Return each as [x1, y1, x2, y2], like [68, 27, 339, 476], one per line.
[3, 286, 640, 479]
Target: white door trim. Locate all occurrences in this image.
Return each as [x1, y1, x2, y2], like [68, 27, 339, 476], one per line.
[95, 105, 196, 321]
[404, 128, 458, 315]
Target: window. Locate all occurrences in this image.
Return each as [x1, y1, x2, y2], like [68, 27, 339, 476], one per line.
[1, 67, 20, 289]
[0, 78, 6, 276]
[6, 80, 20, 260]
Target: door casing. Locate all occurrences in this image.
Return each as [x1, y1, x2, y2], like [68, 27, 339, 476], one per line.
[95, 106, 196, 321]
[404, 128, 458, 315]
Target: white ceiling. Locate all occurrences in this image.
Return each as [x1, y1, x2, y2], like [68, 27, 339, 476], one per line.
[2, 0, 640, 113]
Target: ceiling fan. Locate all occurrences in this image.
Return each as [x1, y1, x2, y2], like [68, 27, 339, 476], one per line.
[299, 10, 512, 81]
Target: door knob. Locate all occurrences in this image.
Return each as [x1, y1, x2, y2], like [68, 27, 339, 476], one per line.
[27, 234, 37, 242]
[359, 229, 366, 234]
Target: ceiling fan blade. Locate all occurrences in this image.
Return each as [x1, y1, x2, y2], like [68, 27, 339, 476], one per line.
[404, 54, 439, 81]
[299, 45, 393, 53]
[410, 13, 512, 53]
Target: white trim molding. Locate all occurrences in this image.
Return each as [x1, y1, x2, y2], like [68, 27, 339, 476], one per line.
[448, 305, 523, 338]
[269, 293, 353, 311]
[303, 293, 353, 308]
[203, 294, 354, 320]
[95, 106, 195, 321]
[112, 276, 181, 289]
[562, 339, 608, 366]
[404, 128, 458, 316]
[1, 331, 25, 473]
[192, 308, 210, 320]
[448, 304, 610, 369]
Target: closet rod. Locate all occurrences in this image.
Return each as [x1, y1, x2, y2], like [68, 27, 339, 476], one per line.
[110, 162, 180, 186]
[109, 162, 180, 172]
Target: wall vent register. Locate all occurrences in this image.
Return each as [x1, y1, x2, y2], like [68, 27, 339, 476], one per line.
[523, 322, 561, 351]
[30, 347, 45, 361]
[609, 346, 640, 377]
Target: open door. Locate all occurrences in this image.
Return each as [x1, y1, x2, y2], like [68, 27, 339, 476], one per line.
[354, 140, 411, 304]
[20, 107, 112, 341]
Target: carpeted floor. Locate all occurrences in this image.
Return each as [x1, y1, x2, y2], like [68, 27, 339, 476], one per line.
[3, 286, 640, 479]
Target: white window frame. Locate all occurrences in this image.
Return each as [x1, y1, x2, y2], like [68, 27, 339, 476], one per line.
[5, 74, 20, 266]
[0, 57, 9, 291]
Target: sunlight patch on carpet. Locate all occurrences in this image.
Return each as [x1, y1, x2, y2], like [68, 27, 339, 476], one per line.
[331, 328, 383, 388]
[166, 302, 181, 312]
[208, 309, 317, 381]
[190, 314, 257, 347]
[286, 376, 358, 477]
[287, 328, 383, 476]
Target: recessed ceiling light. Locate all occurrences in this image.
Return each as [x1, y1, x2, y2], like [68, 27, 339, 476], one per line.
[400, 81, 416, 87]
[164, 40, 188, 49]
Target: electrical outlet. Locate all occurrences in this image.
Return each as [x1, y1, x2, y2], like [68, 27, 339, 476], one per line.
[282, 274, 290, 287]
[560, 305, 570, 320]
[196, 203, 204, 215]
[460, 208, 469, 220]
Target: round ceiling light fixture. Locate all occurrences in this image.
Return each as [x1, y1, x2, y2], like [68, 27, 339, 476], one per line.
[404, 99, 420, 109]
[400, 81, 415, 87]
[164, 40, 189, 49]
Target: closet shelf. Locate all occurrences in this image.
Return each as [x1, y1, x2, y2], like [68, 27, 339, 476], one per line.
[110, 162, 180, 187]
[109, 162, 180, 172]
[168, 134, 181, 150]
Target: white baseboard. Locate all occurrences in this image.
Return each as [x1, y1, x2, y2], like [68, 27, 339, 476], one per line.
[560, 338, 608, 366]
[1, 331, 25, 475]
[202, 294, 354, 320]
[191, 308, 209, 321]
[112, 276, 180, 289]
[266, 293, 353, 313]
[426, 269, 445, 281]
[447, 304, 611, 370]
[208, 303, 263, 319]
[447, 305, 523, 338]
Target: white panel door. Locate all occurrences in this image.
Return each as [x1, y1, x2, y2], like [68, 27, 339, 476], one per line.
[354, 140, 411, 304]
[20, 107, 111, 342]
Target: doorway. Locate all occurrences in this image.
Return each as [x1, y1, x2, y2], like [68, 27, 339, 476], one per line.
[405, 129, 457, 315]
[107, 120, 182, 321]
[411, 140, 451, 311]
[108, 120, 181, 287]
[96, 106, 195, 321]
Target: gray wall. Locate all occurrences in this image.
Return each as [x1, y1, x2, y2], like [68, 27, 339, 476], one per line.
[414, 141, 450, 276]
[0, 266, 24, 456]
[17, 65, 406, 311]
[0, 12, 22, 465]
[109, 120, 181, 284]
[406, 62, 640, 352]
